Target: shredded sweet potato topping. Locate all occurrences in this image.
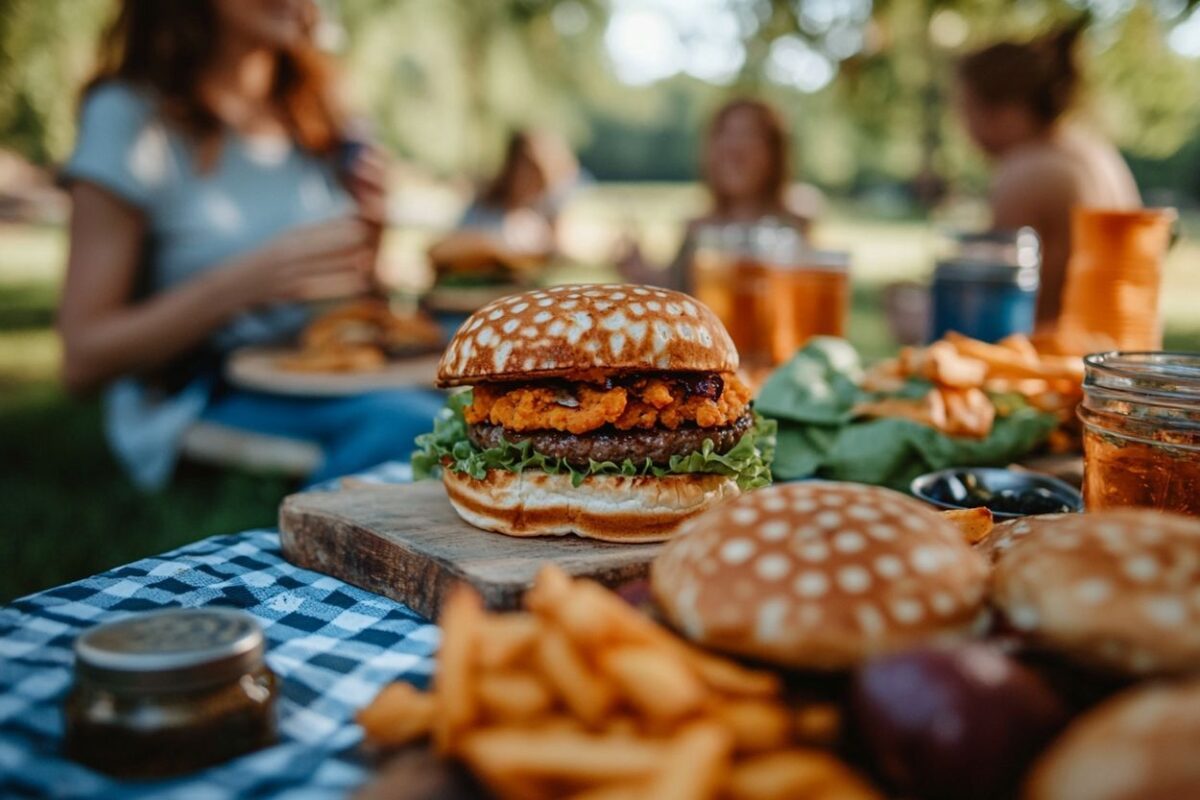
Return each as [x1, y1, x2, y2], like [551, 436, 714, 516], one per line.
[464, 373, 752, 434]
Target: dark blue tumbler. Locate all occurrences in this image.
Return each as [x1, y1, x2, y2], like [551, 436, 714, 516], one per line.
[930, 228, 1040, 343]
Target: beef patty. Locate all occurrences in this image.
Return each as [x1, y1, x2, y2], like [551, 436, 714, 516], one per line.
[467, 412, 754, 467]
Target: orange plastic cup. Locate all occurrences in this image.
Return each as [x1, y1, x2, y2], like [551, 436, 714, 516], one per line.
[1058, 208, 1177, 352]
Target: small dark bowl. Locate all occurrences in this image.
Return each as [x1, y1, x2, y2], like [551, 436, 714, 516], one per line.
[910, 467, 1083, 521]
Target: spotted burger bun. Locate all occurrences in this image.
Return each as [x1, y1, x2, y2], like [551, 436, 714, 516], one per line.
[652, 482, 989, 669]
[976, 513, 1074, 563]
[435, 283, 738, 385]
[414, 284, 775, 543]
[1025, 679, 1200, 800]
[991, 509, 1200, 676]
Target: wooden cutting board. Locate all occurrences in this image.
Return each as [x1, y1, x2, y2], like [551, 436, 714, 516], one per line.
[279, 481, 660, 620]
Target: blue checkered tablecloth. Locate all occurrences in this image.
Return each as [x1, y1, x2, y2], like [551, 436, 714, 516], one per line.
[0, 463, 436, 799]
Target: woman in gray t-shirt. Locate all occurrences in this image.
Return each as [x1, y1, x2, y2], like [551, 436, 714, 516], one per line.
[58, 0, 443, 489]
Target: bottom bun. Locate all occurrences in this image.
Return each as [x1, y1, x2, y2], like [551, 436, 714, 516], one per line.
[442, 468, 741, 543]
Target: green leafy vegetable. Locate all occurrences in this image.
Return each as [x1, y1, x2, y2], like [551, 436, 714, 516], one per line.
[758, 339, 1059, 490]
[412, 390, 776, 490]
[755, 336, 864, 425]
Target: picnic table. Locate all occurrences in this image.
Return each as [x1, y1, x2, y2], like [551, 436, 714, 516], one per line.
[0, 463, 427, 800]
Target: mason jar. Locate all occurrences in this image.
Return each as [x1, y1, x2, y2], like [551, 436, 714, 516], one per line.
[64, 607, 278, 779]
[1079, 352, 1200, 516]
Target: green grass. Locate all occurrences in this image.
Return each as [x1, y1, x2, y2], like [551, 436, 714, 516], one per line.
[0, 226, 294, 602]
[2, 189, 1198, 602]
[0, 383, 293, 602]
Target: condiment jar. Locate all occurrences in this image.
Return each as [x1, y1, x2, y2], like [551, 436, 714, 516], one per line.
[930, 228, 1040, 343]
[64, 608, 277, 779]
[1079, 352, 1200, 517]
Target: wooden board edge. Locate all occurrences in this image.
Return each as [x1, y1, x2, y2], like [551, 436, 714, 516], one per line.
[279, 493, 562, 618]
[279, 496, 459, 620]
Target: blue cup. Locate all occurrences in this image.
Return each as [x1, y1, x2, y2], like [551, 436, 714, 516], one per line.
[930, 228, 1040, 343]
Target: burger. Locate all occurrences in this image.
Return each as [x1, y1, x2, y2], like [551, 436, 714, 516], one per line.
[413, 283, 775, 542]
[1024, 678, 1200, 800]
[422, 218, 549, 314]
[990, 508, 1200, 677]
[652, 481, 989, 669]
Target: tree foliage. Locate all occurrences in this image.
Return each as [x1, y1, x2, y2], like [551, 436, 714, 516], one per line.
[0, 0, 1196, 199]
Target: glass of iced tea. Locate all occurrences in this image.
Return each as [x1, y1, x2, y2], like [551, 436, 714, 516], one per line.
[690, 221, 849, 376]
[768, 249, 850, 364]
[1079, 352, 1200, 517]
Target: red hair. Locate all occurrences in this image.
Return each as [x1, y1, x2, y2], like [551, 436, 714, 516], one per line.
[84, 0, 342, 165]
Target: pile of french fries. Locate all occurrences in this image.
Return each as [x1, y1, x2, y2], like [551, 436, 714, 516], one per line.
[857, 331, 1084, 442]
[358, 566, 881, 800]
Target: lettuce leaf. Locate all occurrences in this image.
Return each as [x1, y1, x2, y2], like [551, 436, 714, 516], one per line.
[412, 390, 776, 491]
[758, 339, 1059, 490]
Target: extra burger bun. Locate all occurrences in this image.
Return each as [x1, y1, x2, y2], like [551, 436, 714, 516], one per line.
[436, 284, 738, 387]
[652, 482, 990, 670]
[1025, 679, 1200, 800]
[442, 468, 741, 544]
[979, 513, 1074, 562]
[991, 509, 1200, 677]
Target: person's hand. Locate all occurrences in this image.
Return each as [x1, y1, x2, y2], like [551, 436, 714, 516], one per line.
[344, 144, 390, 227]
[215, 218, 376, 309]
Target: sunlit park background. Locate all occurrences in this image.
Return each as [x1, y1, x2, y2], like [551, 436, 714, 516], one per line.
[2, 0, 1200, 600]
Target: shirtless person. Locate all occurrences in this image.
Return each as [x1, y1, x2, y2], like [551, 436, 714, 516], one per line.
[956, 23, 1141, 326]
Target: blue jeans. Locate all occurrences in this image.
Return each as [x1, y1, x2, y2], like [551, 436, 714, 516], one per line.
[201, 388, 446, 485]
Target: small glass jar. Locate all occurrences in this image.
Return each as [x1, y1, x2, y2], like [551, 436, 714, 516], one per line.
[64, 608, 277, 779]
[1079, 352, 1200, 516]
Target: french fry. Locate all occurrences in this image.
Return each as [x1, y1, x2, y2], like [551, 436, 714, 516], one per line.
[359, 569, 882, 800]
[708, 700, 793, 754]
[852, 394, 945, 430]
[939, 386, 995, 439]
[477, 671, 554, 722]
[793, 703, 841, 748]
[860, 359, 907, 394]
[534, 626, 615, 727]
[524, 563, 575, 614]
[941, 506, 995, 544]
[599, 645, 707, 722]
[567, 783, 649, 800]
[469, 763, 554, 800]
[477, 613, 542, 670]
[356, 682, 435, 747]
[549, 580, 625, 648]
[642, 721, 732, 800]
[726, 750, 881, 800]
[458, 728, 666, 784]
[922, 341, 989, 388]
[945, 331, 1084, 382]
[996, 333, 1040, 363]
[600, 715, 642, 737]
[533, 570, 780, 699]
[433, 586, 483, 753]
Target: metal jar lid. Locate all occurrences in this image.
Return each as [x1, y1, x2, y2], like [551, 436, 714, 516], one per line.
[74, 608, 265, 693]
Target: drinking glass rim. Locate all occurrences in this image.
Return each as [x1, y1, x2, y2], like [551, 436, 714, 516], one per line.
[1084, 351, 1200, 402]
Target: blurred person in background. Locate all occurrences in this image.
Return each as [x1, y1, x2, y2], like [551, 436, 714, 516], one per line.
[427, 130, 580, 273]
[619, 97, 817, 292]
[956, 23, 1141, 326]
[57, 0, 443, 490]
